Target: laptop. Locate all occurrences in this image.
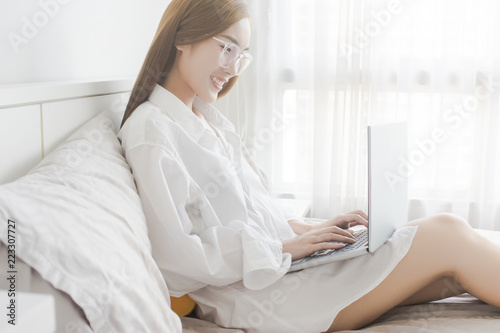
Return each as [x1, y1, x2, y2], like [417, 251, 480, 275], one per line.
[288, 122, 408, 272]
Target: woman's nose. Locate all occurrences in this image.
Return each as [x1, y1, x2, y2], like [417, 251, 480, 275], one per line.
[224, 60, 239, 76]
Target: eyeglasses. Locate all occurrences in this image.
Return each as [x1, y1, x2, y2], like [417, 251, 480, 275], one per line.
[212, 37, 253, 75]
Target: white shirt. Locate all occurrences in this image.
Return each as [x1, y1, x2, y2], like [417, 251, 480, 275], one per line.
[119, 84, 418, 332]
[118, 84, 297, 296]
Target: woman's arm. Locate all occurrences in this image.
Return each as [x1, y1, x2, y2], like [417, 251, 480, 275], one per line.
[288, 210, 368, 235]
[287, 219, 314, 235]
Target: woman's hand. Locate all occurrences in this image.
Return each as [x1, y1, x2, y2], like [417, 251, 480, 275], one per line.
[312, 210, 369, 231]
[283, 210, 369, 261]
[282, 226, 357, 261]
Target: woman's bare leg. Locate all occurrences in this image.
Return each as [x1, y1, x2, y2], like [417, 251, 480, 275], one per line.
[326, 213, 500, 332]
[398, 276, 465, 306]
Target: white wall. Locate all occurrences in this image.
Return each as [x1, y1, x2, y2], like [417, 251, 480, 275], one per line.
[0, 0, 253, 140]
[0, 0, 169, 85]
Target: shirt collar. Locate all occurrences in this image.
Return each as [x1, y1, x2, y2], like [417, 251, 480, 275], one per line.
[148, 84, 235, 141]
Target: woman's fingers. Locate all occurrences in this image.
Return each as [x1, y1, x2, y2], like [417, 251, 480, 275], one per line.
[308, 228, 357, 254]
[310, 240, 349, 254]
[335, 213, 369, 228]
[314, 226, 356, 241]
[313, 231, 356, 246]
[347, 209, 369, 221]
[313, 210, 369, 232]
[283, 226, 358, 260]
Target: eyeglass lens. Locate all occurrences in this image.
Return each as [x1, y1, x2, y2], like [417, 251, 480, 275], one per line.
[220, 44, 251, 74]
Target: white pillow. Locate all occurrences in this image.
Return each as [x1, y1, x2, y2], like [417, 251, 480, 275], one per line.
[0, 112, 182, 333]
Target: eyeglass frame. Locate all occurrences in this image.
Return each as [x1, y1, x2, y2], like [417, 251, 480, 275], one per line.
[212, 37, 253, 75]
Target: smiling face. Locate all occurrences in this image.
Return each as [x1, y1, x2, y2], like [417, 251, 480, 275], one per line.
[165, 18, 251, 108]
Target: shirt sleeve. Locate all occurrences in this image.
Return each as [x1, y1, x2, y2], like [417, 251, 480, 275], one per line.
[281, 204, 304, 223]
[124, 143, 291, 295]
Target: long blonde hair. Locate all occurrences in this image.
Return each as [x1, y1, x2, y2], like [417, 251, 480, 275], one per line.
[120, 0, 250, 128]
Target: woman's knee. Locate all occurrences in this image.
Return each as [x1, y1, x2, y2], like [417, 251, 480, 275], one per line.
[408, 213, 472, 252]
[431, 213, 471, 232]
[409, 212, 469, 231]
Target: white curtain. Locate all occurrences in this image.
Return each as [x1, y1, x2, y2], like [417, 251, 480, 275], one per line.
[217, 0, 500, 230]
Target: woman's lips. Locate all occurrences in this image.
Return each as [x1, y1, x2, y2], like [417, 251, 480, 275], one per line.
[211, 76, 227, 90]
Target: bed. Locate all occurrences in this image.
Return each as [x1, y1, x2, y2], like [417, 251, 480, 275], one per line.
[0, 79, 499, 333]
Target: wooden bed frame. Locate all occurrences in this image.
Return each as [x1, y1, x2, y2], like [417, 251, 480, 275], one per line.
[1, 79, 499, 332]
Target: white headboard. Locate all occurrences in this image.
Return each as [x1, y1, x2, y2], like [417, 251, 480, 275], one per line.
[0, 78, 135, 184]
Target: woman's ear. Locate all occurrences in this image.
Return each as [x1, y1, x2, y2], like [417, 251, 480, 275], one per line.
[175, 44, 189, 52]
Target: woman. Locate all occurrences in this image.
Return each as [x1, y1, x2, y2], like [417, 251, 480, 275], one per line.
[118, 0, 500, 331]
